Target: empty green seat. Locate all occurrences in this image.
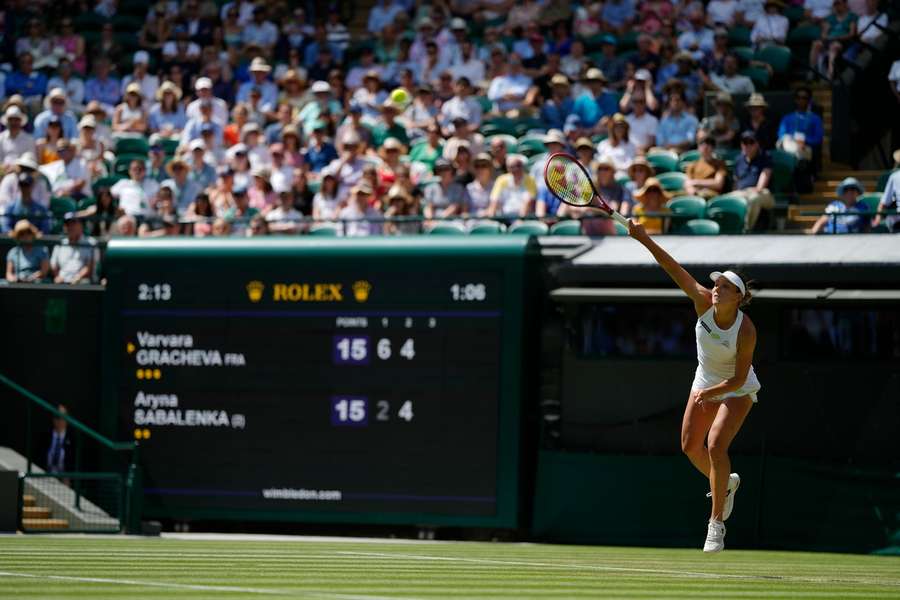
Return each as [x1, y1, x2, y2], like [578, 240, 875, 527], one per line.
[679, 218, 720, 235]
[92, 175, 125, 194]
[770, 149, 797, 193]
[549, 220, 582, 235]
[755, 45, 792, 74]
[731, 46, 755, 64]
[469, 222, 505, 234]
[727, 26, 752, 46]
[667, 195, 707, 229]
[308, 225, 339, 236]
[480, 118, 517, 137]
[787, 24, 822, 45]
[516, 137, 547, 157]
[115, 137, 150, 156]
[161, 138, 180, 156]
[113, 154, 147, 175]
[514, 117, 546, 136]
[428, 223, 467, 235]
[858, 193, 881, 213]
[50, 196, 77, 216]
[741, 66, 770, 90]
[508, 221, 549, 235]
[647, 151, 679, 174]
[657, 171, 687, 192]
[707, 195, 748, 233]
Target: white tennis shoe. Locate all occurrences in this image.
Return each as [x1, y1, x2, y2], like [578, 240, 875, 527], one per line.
[706, 473, 741, 520]
[703, 519, 726, 553]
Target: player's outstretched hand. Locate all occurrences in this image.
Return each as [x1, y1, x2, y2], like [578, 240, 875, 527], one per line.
[627, 218, 649, 242]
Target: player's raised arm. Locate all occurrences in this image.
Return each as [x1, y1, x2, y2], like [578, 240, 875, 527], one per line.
[627, 219, 712, 315]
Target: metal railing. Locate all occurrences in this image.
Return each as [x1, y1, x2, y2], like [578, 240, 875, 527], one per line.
[0, 372, 142, 534]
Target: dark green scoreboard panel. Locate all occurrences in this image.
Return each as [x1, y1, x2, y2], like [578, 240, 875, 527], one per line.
[101, 237, 534, 527]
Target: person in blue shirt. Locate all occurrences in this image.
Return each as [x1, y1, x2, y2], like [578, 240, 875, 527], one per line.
[303, 121, 338, 173]
[236, 58, 278, 110]
[776, 87, 824, 150]
[540, 75, 576, 131]
[1, 174, 51, 234]
[730, 130, 775, 230]
[808, 177, 867, 234]
[656, 92, 699, 153]
[84, 58, 122, 113]
[5, 53, 47, 105]
[33, 88, 79, 140]
[6, 219, 49, 283]
[573, 68, 620, 135]
[602, 0, 637, 35]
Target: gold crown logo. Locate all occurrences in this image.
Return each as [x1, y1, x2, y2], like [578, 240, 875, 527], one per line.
[246, 280, 265, 303]
[352, 280, 372, 303]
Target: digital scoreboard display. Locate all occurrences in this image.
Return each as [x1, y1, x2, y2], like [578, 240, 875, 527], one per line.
[102, 237, 532, 527]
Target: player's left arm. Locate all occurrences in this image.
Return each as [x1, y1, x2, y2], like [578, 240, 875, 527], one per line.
[696, 316, 757, 403]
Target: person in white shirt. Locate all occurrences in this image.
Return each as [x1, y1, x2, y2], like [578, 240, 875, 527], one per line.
[322, 133, 367, 202]
[338, 183, 382, 236]
[707, 0, 740, 26]
[440, 77, 483, 130]
[120, 51, 159, 104]
[110, 159, 159, 217]
[46, 58, 85, 110]
[737, 0, 766, 25]
[805, 0, 833, 21]
[0, 106, 36, 168]
[597, 114, 638, 177]
[487, 55, 533, 114]
[450, 40, 486, 86]
[751, 0, 790, 47]
[711, 54, 756, 96]
[241, 123, 272, 169]
[857, 0, 888, 43]
[0, 154, 50, 210]
[625, 96, 659, 153]
[186, 78, 229, 125]
[242, 6, 279, 53]
[39, 140, 88, 198]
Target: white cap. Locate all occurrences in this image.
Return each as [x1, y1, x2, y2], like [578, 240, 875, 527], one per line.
[710, 271, 746, 296]
[311, 80, 331, 94]
[189, 139, 206, 151]
[272, 178, 291, 194]
[133, 50, 150, 64]
[450, 17, 467, 30]
[195, 77, 213, 90]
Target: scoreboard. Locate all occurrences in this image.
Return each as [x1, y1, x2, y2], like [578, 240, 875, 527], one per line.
[101, 237, 534, 528]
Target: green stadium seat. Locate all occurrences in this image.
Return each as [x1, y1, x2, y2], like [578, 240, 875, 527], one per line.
[678, 150, 701, 171]
[549, 220, 582, 235]
[114, 137, 150, 157]
[741, 66, 770, 90]
[784, 4, 805, 23]
[428, 223, 467, 235]
[308, 225, 339, 236]
[92, 175, 125, 194]
[858, 193, 881, 213]
[516, 137, 547, 157]
[113, 154, 147, 176]
[615, 173, 631, 186]
[111, 15, 144, 31]
[617, 31, 639, 51]
[591, 134, 608, 144]
[876, 169, 896, 192]
[755, 45, 792, 74]
[787, 24, 822, 45]
[657, 171, 687, 193]
[475, 96, 493, 113]
[731, 46, 755, 64]
[50, 197, 77, 217]
[727, 26, 752, 47]
[161, 138, 180, 156]
[480, 118, 517, 137]
[484, 134, 518, 153]
[707, 195, 748, 233]
[679, 218, 721, 235]
[508, 221, 549, 235]
[77, 197, 97, 210]
[647, 151, 679, 174]
[714, 147, 741, 163]
[770, 149, 797, 193]
[582, 33, 613, 52]
[514, 117, 546, 136]
[667, 195, 707, 229]
[469, 222, 505, 234]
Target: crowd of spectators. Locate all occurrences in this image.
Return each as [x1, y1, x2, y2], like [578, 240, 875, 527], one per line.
[0, 0, 897, 283]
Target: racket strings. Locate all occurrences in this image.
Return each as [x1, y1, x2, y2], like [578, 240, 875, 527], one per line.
[545, 156, 594, 207]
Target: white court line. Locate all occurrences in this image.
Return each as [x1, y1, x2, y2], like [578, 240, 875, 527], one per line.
[333, 551, 900, 588]
[0, 571, 420, 600]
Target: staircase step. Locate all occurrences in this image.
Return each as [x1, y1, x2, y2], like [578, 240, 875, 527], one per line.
[22, 518, 69, 530]
[22, 506, 51, 519]
[22, 494, 36, 507]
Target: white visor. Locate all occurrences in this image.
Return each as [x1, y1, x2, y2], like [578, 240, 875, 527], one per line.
[710, 270, 746, 296]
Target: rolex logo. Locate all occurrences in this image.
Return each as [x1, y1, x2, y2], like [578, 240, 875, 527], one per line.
[352, 280, 372, 303]
[246, 280, 265, 303]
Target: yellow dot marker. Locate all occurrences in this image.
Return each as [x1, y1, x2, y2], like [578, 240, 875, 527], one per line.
[153, 369, 162, 380]
[126, 342, 135, 354]
[142, 429, 151, 439]
[134, 428, 142, 439]
[136, 369, 144, 380]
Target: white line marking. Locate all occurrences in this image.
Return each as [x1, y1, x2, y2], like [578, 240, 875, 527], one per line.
[332, 551, 900, 587]
[0, 571, 291, 595]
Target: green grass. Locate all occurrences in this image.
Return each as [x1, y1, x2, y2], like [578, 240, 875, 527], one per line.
[0, 535, 899, 599]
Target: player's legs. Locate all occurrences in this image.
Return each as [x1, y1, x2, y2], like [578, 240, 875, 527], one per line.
[707, 395, 754, 521]
[680, 392, 717, 477]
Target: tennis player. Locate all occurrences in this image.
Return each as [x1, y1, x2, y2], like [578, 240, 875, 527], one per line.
[627, 219, 760, 553]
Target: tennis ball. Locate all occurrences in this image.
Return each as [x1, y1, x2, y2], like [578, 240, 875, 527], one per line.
[390, 88, 410, 106]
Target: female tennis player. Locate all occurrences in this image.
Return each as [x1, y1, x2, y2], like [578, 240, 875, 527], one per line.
[627, 218, 760, 554]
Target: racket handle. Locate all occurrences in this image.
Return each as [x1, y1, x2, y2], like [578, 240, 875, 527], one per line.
[611, 211, 629, 226]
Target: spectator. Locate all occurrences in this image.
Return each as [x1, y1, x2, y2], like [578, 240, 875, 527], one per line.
[237, 58, 278, 111]
[50, 214, 95, 284]
[241, 123, 271, 169]
[34, 88, 78, 140]
[222, 185, 260, 235]
[161, 24, 202, 70]
[36, 118, 65, 166]
[6, 53, 48, 108]
[265, 187, 303, 233]
[352, 70, 389, 121]
[187, 78, 229, 126]
[47, 58, 85, 111]
[184, 192, 215, 237]
[656, 92, 699, 153]
[1, 174, 51, 234]
[809, 176, 868, 234]
[602, 0, 637, 35]
[560, 39, 588, 82]
[678, 9, 715, 62]
[84, 102, 113, 149]
[575, 137, 598, 166]
[738, 0, 767, 25]
[467, 153, 497, 217]
[146, 138, 170, 183]
[0, 106, 36, 168]
[589, 36, 625, 87]
[162, 158, 202, 214]
[182, 102, 224, 149]
[540, 75, 576, 131]
[741, 93, 778, 151]
[450, 40, 486, 86]
[442, 77, 483, 130]
[77, 186, 120, 237]
[322, 133, 367, 202]
[40, 139, 88, 200]
[620, 69, 660, 113]
[488, 154, 536, 218]
[45, 405, 73, 475]
[149, 82, 187, 136]
[6, 219, 49, 283]
[487, 55, 532, 114]
[185, 142, 215, 192]
[211, 217, 232, 237]
[0, 154, 50, 211]
[856, 0, 887, 44]
[777, 87, 823, 183]
[704, 28, 732, 74]
[752, 0, 790, 47]
[112, 83, 149, 135]
[684, 137, 728, 198]
[708, 0, 741, 25]
[732, 130, 775, 229]
[597, 114, 638, 176]
[304, 121, 339, 173]
[632, 177, 672, 233]
[53, 17, 87, 75]
[873, 149, 900, 232]
[626, 156, 655, 195]
[625, 95, 659, 153]
[656, 52, 704, 105]
[111, 159, 159, 218]
[312, 173, 342, 222]
[243, 6, 279, 55]
[297, 81, 342, 136]
[75, 116, 107, 182]
[325, 11, 351, 57]
[529, 130, 569, 188]
[627, 34, 661, 75]
[810, 0, 858, 80]
[383, 185, 419, 235]
[711, 54, 756, 96]
[805, 0, 834, 22]
[699, 92, 741, 148]
[371, 100, 410, 149]
[573, 69, 620, 135]
[121, 51, 159, 106]
[84, 58, 121, 115]
[335, 103, 374, 157]
[424, 159, 470, 220]
[369, 0, 406, 34]
[338, 183, 382, 237]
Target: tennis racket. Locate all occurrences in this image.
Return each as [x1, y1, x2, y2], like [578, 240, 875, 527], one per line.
[543, 152, 629, 226]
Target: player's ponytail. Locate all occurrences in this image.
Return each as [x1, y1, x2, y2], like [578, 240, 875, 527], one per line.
[728, 267, 756, 308]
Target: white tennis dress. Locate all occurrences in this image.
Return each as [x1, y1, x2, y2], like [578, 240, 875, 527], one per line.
[693, 306, 761, 402]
